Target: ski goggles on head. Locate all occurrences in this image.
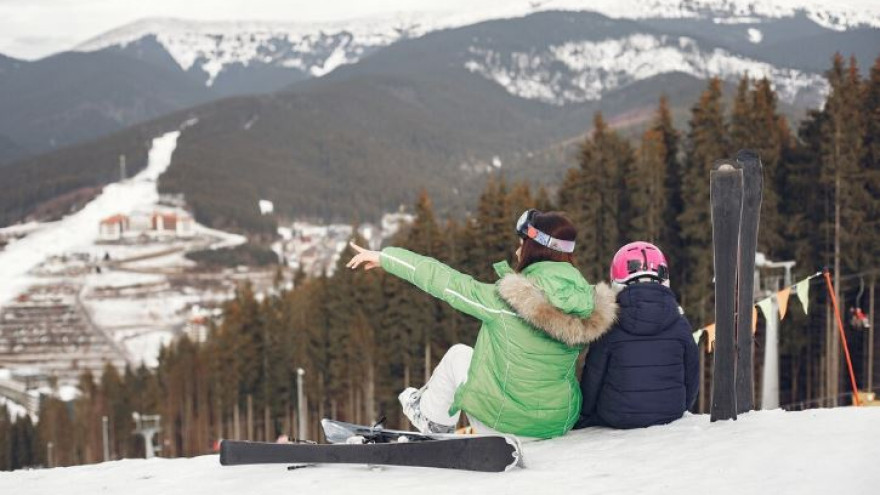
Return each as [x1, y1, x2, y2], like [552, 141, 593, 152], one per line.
[515, 209, 576, 253]
[626, 259, 669, 281]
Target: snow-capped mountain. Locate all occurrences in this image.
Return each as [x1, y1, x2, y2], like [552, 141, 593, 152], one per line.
[74, 17, 428, 87]
[3, 5, 878, 229]
[71, 1, 880, 89]
[463, 33, 826, 106]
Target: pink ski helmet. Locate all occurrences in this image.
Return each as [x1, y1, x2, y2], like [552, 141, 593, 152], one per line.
[610, 241, 669, 285]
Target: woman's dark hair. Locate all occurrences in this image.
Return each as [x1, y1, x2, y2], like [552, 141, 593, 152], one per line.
[515, 211, 577, 272]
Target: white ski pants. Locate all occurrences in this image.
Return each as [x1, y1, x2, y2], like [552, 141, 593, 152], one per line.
[419, 344, 497, 434]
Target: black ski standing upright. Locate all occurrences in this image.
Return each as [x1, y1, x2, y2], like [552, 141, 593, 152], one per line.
[710, 159, 743, 422]
[733, 149, 763, 413]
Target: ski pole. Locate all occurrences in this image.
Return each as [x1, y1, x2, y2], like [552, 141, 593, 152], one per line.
[823, 269, 861, 406]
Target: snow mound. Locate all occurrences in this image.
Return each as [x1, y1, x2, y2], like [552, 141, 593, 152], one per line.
[2, 408, 876, 494]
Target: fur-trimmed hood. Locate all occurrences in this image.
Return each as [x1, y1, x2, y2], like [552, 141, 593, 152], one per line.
[497, 266, 618, 347]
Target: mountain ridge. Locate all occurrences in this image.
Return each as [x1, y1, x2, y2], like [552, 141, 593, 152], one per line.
[67, 2, 880, 90]
[1, 6, 877, 166]
[1, 10, 877, 232]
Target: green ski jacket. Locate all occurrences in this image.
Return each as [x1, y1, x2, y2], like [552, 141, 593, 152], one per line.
[380, 247, 617, 438]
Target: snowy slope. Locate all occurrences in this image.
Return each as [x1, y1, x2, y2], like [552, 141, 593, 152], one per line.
[71, 1, 880, 88]
[0, 123, 253, 371]
[0, 131, 182, 308]
[1, 407, 877, 494]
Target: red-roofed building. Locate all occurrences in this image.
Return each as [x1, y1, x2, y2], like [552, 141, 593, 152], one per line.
[151, 211, 194, 237]
[99, 214, 129, 241]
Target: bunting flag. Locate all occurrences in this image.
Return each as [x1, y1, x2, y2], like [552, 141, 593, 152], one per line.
[794, 280, 810, 314]
[691, 273, 820, 354]
[777, 287, 791, 320]
[704, 323, 716, 351]
[752, 307, 759, 334]
[757, 297, 775, 323]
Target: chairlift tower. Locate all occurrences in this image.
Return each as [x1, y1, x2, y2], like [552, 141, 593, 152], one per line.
[132, 412, 162, 459]
[755, 253, 795, 410]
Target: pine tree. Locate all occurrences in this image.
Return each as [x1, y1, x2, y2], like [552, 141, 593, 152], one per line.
[627, 128, 667, 243]
[749, 78, 787, 255]
[404, 191, 447, 383]
[10, 414, 37, 469]
[558, 112, 633, 282]
[535, 185, 555, 211]
[0, 404, 11, 470]
[728, 75, 787, 256]
[782, 109, 826, 270]
[36, 396, 74, 466]
[653, 96, 683, 284]
[820, 54, 867, 405]
[475, 175, 517, 277]
[729, 76, 752, 151]
[323, 256, 356, 417]
[822, 55, 867, 272]
[100, 362, 131, 460]
[861, 56, 880, 268]
[679, 78, 728, 323]
[508, 181, 535, 219]
[376, 217, 418, 407]
[72, 371, 102, 463]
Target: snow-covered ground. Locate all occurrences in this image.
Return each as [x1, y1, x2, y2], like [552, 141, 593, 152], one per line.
[1, 407, 877, 494]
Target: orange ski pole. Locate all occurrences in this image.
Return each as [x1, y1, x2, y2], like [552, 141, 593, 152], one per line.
[823, 269, 861, 406]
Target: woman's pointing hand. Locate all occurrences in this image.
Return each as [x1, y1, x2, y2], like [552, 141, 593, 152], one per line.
[346, 241, 382, 271]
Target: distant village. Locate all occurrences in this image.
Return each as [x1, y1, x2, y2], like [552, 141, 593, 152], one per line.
[98, 210, 194, 242]
[274, 208, 414, 277]
[0, 201, 414, 417]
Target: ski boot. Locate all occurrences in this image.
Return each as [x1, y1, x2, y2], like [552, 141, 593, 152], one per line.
[398, 387, 455, 435]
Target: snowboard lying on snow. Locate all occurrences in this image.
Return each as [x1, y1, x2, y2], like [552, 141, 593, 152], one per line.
[219, 419, 523, 472]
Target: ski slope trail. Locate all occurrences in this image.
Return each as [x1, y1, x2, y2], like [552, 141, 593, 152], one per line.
[2, 408, 877, 494]
[0, 131, 181, 308]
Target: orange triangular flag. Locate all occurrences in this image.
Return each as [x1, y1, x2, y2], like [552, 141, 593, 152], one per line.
[705, 323, 716, 352]
[752, 307, 758, 335]
[778, 287, 791, 320]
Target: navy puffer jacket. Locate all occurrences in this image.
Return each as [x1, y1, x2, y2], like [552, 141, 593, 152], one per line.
[576, 283, 699, 429]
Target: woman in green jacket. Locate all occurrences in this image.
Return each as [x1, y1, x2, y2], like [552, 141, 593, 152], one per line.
[346, 210, 617, 439]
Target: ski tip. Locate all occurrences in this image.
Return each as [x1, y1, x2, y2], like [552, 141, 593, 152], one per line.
[219, 440, 230, 466]
[712, 158, 738, 173]
[502, 435, 525, 471]
[735, 148, 759, 163]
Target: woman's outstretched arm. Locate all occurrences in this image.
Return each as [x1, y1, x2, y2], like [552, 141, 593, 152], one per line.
[347, 242, 510, 322]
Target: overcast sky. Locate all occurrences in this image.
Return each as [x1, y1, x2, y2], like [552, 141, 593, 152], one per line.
[1, 0, 877, 61]
[0, 0, 487, 60]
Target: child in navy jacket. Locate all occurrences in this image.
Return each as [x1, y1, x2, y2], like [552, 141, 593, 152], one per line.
[576, 242, 699, 429]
